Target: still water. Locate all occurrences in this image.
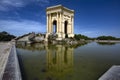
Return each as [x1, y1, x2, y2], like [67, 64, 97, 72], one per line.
[17, 42, 120, 80]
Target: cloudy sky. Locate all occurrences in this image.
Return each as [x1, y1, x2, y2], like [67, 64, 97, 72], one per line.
[0, 0, 120, 37]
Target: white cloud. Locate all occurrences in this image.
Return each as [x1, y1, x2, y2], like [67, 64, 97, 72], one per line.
[1, 0, 25, 7]
[81, 31, 94, 34]
[0, 19, 46, 36]
[0, 0, 25, 11]
[0, 0, 50, 11]
[36, 0, 49, 4]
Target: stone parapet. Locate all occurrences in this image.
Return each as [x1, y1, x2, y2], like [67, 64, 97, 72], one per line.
[2, 42, 22, 80]
[0, 42, 12, 80]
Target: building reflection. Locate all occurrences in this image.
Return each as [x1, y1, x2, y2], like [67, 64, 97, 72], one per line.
[16, 42, 89, 80]
[45, 44, 74, 79]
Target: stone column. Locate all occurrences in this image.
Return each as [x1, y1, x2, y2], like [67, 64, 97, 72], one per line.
[57, 12, 59, 33]
[62, 14, 65, 38]
[48, 14, 50, 33]
[49, 13, 52, 33]
[72, 16, 74, 34]
[62, 16, 64, 33]
[47, 14, 49, 33]
[60, 12, 62, 33]
[71, 16, 72, 34]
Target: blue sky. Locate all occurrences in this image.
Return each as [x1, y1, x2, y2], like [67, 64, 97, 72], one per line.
[0, 0, 120, 37]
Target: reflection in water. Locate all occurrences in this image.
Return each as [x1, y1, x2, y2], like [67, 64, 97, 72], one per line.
[16, 42, 46, 50]
[16, 41, 88, 50]
[45, 45, 74, 79]
[16, 42, 120, 80]
[17, 42, 88, 80]
[97, 42, 116, 45]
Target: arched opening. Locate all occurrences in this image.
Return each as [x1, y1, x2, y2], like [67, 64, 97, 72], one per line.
[53, 20, 57, 33]
[64, 21, 68, 38]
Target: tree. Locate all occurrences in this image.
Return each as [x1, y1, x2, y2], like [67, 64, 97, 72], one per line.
[74, 34, 90, 40]
[0, 31, 16, 41]
[96, 36, 117, 40]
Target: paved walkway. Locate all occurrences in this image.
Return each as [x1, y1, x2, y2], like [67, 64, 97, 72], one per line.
[0, 42, 12, 80]
[99, 65, 120, 80]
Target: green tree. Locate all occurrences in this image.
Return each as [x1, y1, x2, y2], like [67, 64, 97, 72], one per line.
[74, 34, 90, 40]
[0, 31, 16, 41]
[96, 36, 117, 40]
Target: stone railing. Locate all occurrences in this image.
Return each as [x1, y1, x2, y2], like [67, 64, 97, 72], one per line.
[2, 42, 22, 80]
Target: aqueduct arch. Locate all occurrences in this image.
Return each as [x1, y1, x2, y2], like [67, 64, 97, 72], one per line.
[46, 5, 74, 40]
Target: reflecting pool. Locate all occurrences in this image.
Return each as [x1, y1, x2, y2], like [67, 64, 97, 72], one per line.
[17, 42, 120, 80]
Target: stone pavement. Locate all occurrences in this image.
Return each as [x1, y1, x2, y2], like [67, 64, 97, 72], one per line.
[0, 42, 12, 80]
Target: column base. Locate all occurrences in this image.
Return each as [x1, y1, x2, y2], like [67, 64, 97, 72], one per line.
[57, 33, 74, 39]
[61, 33, 74, 38]
[68, 33, 74, 38]
[45, 33, 51, 41]
[45, 33, 74, 41]
[56, 32, 63, 40]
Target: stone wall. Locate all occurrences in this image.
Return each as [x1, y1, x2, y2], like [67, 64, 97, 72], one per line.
[2, 42, 22, 80]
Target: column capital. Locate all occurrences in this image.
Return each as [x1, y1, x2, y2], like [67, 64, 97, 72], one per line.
[46, 13, 49, 15]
